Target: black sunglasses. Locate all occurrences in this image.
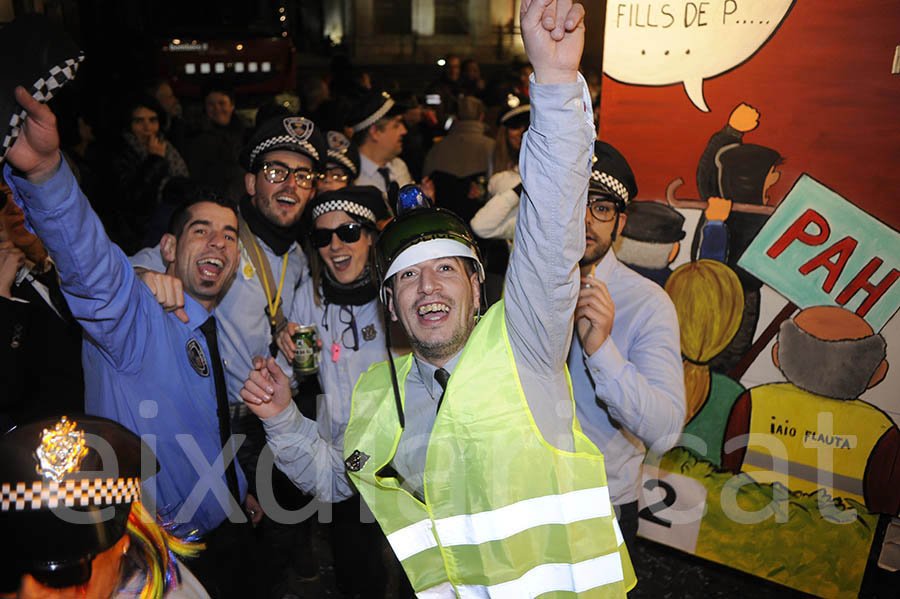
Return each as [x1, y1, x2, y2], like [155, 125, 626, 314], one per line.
[311, 222, 370, 248]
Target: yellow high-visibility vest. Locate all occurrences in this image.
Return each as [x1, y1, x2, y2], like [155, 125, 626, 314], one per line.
[344, 301, 635, 597]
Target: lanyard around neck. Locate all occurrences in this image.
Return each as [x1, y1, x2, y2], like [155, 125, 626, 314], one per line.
[250, 239, 288, 327]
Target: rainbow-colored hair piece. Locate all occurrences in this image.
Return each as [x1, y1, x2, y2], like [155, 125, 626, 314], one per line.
[125, 501, 205, 599]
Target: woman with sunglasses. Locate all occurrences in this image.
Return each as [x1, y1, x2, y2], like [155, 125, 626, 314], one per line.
[277, 185, 391, 598]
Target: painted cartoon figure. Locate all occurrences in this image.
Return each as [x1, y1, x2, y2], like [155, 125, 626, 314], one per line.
[722, 305, 900, 514]
[614, 200, 685, 287]
[665, 259, 746, 466]
[692, 102, 783, 374]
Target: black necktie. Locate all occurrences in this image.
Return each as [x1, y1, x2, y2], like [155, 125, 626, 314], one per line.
[34, 265, 73, 323]
[377, 166, 399, 212]
[434, 368, 450, 412]
[199, 316, 242, 510]
[377, 166, 392, 190]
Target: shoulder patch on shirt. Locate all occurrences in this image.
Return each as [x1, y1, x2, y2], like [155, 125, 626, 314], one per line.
[362, 324, 377, 342]
[242, 261, 255, 280]
[186, 338, 210, 377]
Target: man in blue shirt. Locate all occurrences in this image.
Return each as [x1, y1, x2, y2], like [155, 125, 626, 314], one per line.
[572, 142, 686, 551]
[4, 85, 252, 599]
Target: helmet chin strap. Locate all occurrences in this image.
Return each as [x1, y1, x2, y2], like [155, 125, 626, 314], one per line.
[380, 300, 405, 429]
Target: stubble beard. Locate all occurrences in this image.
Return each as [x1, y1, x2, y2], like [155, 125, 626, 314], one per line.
[408, 309, 476, 365]
[579, 239, 612, 268]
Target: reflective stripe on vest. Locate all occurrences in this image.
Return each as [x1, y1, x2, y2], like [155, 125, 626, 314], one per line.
[744, 383, 892, 503]
[388, 487, 613, 561]
[345, 301, 635, 596]
[418, 553, 625, 598]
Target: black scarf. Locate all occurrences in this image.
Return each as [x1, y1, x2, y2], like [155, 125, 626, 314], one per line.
[239, 195, 302, 256]
[321, 264, 377, 306]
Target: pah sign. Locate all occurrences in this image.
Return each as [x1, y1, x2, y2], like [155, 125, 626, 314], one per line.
[603, 0, 795, 112]
[739, 175, 900, 332]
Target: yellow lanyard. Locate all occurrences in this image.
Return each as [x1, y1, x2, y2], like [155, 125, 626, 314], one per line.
[252, 241, 288, 327]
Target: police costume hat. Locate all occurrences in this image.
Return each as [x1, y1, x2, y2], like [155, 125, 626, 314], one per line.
[622, 201, 686, 243]
[590, 141, 638, 209]
[0, 15, 84, 164]
[497, 94, 530, 130]
[348, 90, 405, 133]
[241, 114, 327, 173]
[375, 184, 484, 303]
[325, 130, 361, 178]
[309, 185, 389, 226]
[0, 415, 153, 590]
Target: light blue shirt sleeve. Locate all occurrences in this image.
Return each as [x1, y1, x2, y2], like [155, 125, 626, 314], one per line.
[504, 75, 594, 377]
[500, 75, 595, 451]
[5, 158, 148, 371]
[583, 295, 686, 453]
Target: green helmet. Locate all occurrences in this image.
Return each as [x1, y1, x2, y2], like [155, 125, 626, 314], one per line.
[375, 205, 484, 303]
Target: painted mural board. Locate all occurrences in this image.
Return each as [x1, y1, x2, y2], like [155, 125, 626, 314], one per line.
[738, 174, 900, 332]
[639, 449, 879, 598]
[603, 0, 796, 112]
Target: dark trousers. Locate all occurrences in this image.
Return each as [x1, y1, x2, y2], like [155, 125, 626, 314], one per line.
[328, 494, 389, 598]
[186, 518, 255, 599]
[256, 466, 319, 598]
[615, 500, 640, 551]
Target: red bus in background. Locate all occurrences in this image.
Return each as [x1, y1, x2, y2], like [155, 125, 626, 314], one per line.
[157, 36, 296, 98]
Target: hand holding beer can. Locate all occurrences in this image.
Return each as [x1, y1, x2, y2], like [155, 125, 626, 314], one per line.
[292, 324, 320, 376]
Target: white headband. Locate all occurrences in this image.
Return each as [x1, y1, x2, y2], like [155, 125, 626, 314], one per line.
[382, 238, 484, 287]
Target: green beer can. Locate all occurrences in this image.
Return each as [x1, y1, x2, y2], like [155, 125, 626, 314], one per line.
[292, 324, 319, 376]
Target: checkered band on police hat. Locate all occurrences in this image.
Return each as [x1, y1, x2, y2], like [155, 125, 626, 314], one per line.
[589, 141, 638, 205]
[324, 130, 359, 176]
[1, 477, 141, 512]
[242, 115, 327, 172]
[248, 135, 320, 169]
[590, 170, 630, 204]
[312, 199, 376, 224]
[308, 186, 388, 226]
[328, 151, 355, 174]
[2, 54, 84, 163]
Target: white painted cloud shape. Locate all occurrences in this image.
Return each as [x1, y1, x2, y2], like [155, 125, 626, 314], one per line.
[602, 0, 795, 112]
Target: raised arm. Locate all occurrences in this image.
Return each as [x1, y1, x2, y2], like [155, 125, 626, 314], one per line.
[504, 0, 594, 375]
[4, 87, 147, 369]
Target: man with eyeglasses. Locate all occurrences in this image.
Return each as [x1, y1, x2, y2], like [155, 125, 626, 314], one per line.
[571, 141, 685, 555]
[130, 115, 327, 596]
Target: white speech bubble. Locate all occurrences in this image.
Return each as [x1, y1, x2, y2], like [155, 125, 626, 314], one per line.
[602, 0, 795, 112]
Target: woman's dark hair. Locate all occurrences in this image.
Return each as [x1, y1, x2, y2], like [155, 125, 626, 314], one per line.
[120, 93, 167, 134]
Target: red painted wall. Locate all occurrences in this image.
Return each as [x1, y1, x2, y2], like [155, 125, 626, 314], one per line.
[598, 0, 900, 229]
